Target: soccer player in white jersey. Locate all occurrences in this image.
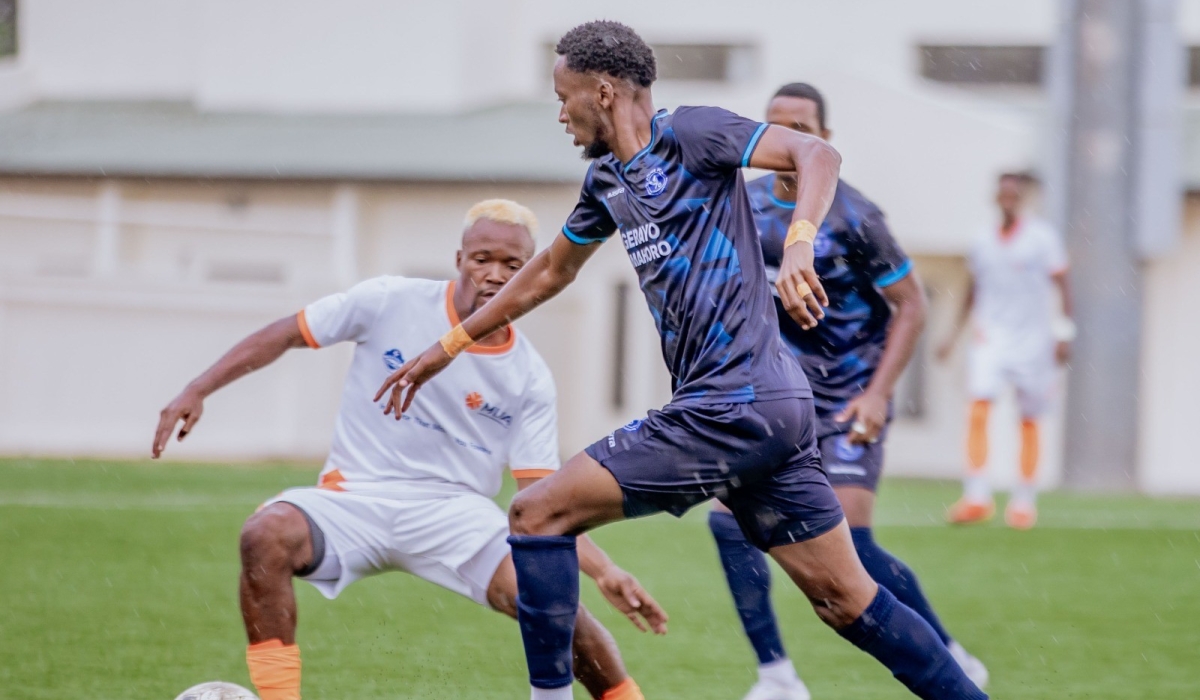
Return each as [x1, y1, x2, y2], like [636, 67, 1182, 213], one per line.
[151, 200, 660, 700]
[937, 173, 1074, 529]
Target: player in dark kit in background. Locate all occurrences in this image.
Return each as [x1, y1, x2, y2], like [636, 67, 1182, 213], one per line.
[375, 22, 988, 700]
[708, 83, 989, 700]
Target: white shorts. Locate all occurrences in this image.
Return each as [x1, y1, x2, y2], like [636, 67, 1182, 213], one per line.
[266, 487, 511, 607]
[967, 335, 1056, 417]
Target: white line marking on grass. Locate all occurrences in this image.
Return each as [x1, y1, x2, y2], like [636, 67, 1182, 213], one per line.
[0, 492, 265, 509]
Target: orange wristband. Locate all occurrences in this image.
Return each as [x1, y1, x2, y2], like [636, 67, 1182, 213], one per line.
[784, 220, 818, 248]
[439, 324, 475, 358]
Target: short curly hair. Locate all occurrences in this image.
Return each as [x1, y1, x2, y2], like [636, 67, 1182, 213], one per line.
[555, 20, 657, 88]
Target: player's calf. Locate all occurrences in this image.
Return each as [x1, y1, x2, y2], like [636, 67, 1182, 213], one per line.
[239, 503, 318, 700]
[771, 523, 987, 699]
[238, 503, 317, 644]
[485, 554, 635, 699]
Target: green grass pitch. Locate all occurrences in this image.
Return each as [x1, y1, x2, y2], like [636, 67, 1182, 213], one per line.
[2, 458, 1199, 699]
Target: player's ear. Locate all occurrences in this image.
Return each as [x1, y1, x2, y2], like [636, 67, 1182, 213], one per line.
[822, 128, 833, 142]
[596, 78, 614, 109]
[455, 250, 463, 271]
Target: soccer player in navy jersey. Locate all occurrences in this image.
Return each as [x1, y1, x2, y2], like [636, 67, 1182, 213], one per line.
[708, 83, 989, 700]
[376, 21, 987, 700]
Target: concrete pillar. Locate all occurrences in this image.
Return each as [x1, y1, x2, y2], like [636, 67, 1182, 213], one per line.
[1055, 0, 1181, 491]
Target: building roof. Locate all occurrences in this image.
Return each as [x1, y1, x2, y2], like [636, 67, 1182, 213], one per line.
[5, 99, 1200, 189]
[0, 100, 590, 183]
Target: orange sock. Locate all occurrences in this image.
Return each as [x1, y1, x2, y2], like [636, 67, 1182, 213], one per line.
[601, 677, 644, 700]
[246, 639, 301, 700]
[966, 400, 991, 472]
[1019, 418, 1039, 482]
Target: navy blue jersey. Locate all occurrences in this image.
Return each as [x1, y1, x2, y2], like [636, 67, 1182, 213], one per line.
[746, 174, 911, 429]
[563, 107, 810, 405]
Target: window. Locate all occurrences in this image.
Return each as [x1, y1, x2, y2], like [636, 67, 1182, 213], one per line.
[893, 334, 928, 420]
[919, 45, 1044, 86]
[544, 41, 756, 84]
[653, 43, 756, 82]
[0, 0, 14, 59]
[1187, 47, 1200, 86]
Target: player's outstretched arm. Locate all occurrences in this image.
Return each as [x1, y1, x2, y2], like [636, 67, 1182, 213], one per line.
[840, 273, 928, 444]
[152, 316, 309, 457]
[748, 125, 841, 329]
[375, 236, 600, 417]
[577, 534, 668, 634]
[936, 276, 976, 362]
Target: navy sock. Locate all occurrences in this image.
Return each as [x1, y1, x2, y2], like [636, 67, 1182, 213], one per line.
[839, 587, 987, 700]
[708, 510, 788, 665]
[851, 527, 954, 645]
[508, 534, 579, 690]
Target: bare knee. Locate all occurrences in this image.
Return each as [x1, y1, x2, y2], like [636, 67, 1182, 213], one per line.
[240, 504, 311, 576]
[485, 556, 519, 618]
[509, 490, 567, 536]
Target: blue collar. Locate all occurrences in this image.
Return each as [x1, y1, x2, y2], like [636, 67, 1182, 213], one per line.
[622, 110, 669, 172]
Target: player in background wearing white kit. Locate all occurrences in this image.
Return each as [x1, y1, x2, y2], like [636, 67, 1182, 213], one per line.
[151, 200, 662, 700]
[937, 173, 1074, 530]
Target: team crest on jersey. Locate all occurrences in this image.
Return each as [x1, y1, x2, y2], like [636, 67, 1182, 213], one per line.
[645, 168, 668, 196]
[382, 348, 405, 370]
[834, 434, 866, 461]
[465, 391, 513, 428]
[813, 230, 834, 258]
[621, 418, 645, 433]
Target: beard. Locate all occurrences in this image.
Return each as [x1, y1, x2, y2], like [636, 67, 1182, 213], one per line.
[582, 138, 612, 160]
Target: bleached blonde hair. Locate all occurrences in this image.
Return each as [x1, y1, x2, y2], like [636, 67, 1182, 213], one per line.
[463, 199, 539, 237]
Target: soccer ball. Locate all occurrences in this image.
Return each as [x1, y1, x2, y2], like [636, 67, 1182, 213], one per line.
[173, 681, 259, 700]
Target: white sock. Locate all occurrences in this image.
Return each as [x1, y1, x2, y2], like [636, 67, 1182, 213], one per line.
[964, 474, 992, 502]
[1011, 481, 1037, 506]
[531, 685, 574, 700]
[758, 658, 800, 686]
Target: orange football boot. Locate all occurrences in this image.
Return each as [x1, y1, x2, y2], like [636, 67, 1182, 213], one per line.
[946, 498, 995, 525]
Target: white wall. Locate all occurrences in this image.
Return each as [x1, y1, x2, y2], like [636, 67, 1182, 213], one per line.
[0, 178, 668, 462]
[1139, 195, 1200, 495]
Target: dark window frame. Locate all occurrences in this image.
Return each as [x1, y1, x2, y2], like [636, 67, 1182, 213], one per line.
[0, 0, 15, 59]
[919, 44, 1044, 86]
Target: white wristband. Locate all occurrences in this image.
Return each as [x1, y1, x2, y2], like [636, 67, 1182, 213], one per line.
[1052, 317, 1077, 342]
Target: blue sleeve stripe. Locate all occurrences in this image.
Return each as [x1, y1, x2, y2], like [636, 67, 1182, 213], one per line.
[561, 225, 593, 246]
[875, 259, 913, 288]
[741, 123, 769, 168]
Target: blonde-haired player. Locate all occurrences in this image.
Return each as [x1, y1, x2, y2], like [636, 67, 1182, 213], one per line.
[152, 199, 661, 700]
[937, 174, 1074, 529]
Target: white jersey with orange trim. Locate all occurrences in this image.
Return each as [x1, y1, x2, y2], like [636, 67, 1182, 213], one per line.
[298, 276, 560, 498]
[966, 217, 1067, 415]
[968, 216, 1067, 355]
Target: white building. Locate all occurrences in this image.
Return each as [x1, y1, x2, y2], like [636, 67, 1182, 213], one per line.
[1, 0, 1199, 493]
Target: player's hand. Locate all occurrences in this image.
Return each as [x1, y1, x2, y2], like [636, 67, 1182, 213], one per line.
[374, 343, 454, 418]
[776, 241, 827, 330]
[152, 387, 205, 458]
[836, 390, 888, 445]
[1055, 340, 1071, 366]
[594, 566, 668, 635]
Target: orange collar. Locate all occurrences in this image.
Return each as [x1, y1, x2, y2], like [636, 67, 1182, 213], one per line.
[998, 217, 1023, 242]
[445, 281, 516, 355]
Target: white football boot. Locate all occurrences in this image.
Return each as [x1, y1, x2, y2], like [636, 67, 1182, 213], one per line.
[741, 660, 811, 700]
[948, 640, 990, 690]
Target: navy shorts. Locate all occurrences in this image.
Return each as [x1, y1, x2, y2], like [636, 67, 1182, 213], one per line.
[585, 397, 845, 551]
[819, 427, 887, 492]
